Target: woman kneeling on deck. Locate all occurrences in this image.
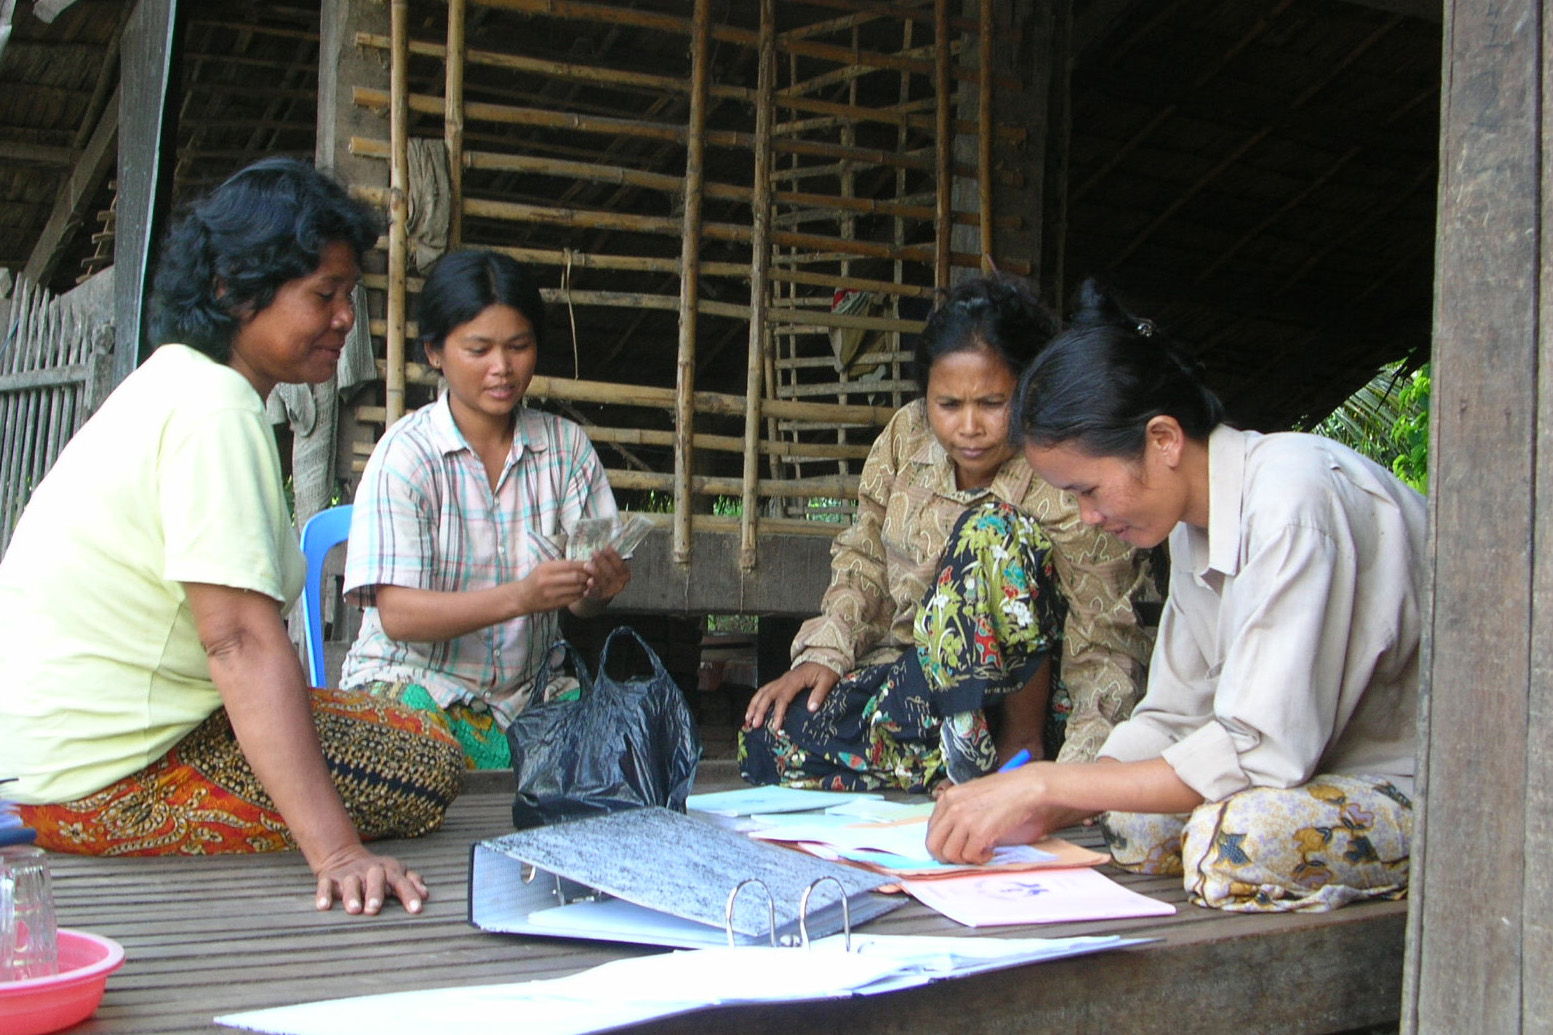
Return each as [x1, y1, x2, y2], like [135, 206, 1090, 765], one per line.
[927, 280, 1423, 913]
[0, 158, 464, 915]
[337, 249, 631, 769]
[741, 275, 1153, 791]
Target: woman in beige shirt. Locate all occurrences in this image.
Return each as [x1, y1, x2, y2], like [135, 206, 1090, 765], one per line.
[740, 276, 1152, 792]
[928, 280, 1424, 912]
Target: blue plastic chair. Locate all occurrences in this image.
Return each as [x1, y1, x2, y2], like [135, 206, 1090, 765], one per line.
[298, 504, 354, 688]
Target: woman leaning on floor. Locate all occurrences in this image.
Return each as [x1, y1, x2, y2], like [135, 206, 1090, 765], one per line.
[740, 274, 1154, 793]
[927, 280, 1423, 913]
[0, 157, 464, 915]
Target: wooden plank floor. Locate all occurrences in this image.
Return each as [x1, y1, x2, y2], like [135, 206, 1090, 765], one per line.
[48, 761, 1405, 1035]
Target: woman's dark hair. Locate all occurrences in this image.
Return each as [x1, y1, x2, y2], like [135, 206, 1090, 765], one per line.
[416, 249, 546, 361]
[1012, 278, 1225, 458]
[147, 157, 380, 361]
[912, 274, 1059, 395]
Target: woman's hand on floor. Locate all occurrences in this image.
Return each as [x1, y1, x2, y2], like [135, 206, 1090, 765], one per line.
[743, 661, 841, 733]
[313, 843, 429, 916]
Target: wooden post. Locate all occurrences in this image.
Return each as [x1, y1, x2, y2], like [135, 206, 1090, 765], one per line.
[23, 87, 118, 289]
[1403, 2, 1547, 1032]
[893, 16, 914, 407]
[445, 0, 466, 249]
[314, 0, 390, 526]
[977, 0, 993, 269]
[673, 0, 711, 565]
[114, 0, 180, 386]
[933, 0, 952, 291]
[1044, 0, 1073, 314]
[385, 0, 409, 427]
[740, 0, 775, 572]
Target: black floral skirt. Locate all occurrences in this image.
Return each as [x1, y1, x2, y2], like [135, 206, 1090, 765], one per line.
[739, 501, 1064, 792]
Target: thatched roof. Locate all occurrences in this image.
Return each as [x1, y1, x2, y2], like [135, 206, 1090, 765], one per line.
[0, 0, 1441, 433]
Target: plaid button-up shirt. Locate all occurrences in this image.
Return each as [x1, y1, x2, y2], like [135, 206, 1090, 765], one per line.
[341, 395, 617, 723]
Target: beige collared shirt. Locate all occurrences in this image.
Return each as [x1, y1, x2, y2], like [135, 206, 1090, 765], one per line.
[791, 400, 1154, 763]
[1101, 426, 1425, 800]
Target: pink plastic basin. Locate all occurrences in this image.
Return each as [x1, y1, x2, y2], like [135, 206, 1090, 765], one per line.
[0, 929, 125, 1035]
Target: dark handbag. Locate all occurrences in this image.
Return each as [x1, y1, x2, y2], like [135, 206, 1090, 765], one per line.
[506, 625, 701, 830]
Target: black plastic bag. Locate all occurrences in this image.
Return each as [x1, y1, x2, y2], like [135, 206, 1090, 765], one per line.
[507, 625, 701, 830]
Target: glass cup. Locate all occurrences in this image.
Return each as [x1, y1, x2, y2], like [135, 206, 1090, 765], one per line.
[0, 845, 58, 981]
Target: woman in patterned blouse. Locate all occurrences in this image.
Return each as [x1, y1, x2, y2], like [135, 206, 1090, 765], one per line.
[740, 276, 1152, 793]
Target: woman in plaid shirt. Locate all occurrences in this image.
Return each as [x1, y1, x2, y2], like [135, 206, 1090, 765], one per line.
[340, 251, 631, 769]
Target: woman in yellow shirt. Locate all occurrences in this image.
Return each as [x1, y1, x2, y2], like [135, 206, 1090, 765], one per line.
[0, 159, 463, 915]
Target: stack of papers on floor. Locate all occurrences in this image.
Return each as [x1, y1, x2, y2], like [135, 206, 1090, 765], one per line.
[747, 812, 1108, 877]
[687, 785, 1175, 926]
[685, 785, 885, 816]
[216, 932, 1152, 1035]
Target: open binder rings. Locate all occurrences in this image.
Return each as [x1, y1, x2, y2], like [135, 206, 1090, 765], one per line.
[469, 806, 904, 949]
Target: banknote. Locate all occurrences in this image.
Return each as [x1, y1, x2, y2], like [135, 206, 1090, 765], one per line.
[564, 514, 656, 561]
[566, 517, 615, 561]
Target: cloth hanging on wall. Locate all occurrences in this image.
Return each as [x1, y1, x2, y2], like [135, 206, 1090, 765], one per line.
[406, 138, 451, 274]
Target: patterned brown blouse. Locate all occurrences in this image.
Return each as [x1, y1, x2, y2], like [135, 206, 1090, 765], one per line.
[790, 399, 1154, 763]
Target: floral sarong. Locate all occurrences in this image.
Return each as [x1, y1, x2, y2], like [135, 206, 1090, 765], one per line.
[740, 502, 1063, 792]
[20, 688, 463, 856]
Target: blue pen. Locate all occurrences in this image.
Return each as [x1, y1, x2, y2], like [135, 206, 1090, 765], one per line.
[997, 748, 1032, 773]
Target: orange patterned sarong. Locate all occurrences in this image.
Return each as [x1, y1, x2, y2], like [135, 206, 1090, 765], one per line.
[19, 688, 464, 856]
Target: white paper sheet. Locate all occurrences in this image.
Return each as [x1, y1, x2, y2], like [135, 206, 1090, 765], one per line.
[902, 867, 1177, 927]
[686, 786, 882, 816]
[216, 933, 1152, 1035]
[749, 816, 1056, 870]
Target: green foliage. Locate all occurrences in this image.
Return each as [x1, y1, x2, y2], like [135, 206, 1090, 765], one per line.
[802, 496, 850, 524]
[706, 613, 758, 633]
[1310, 361, 1430, 493]
[638, 490, 675, 513]
[1389, 364, 1430, 492]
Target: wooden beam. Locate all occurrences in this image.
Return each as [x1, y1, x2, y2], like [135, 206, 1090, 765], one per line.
[444, 0, 465, 248]
[673, 0, 711, 566]
[23, 87, 118, 287]
[977, 0, 994, 269]
[1403, 0, 1539, 1031]
[385, 0, 408, 427]
[0, 141, 77, 166]
[114, 0, 180, 386]
[740, 0, 775, 572]
[933, 0, 951, 290]
[1332, 0, 1441, 21]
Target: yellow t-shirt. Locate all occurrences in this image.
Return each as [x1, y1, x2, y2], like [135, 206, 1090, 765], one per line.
[0, 344, 305, 804]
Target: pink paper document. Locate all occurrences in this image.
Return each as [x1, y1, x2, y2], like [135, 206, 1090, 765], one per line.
[903, 867, 1176, 927]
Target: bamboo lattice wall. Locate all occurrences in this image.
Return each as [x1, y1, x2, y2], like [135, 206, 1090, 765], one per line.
[344, 0, 1041, 568]
[0, 276, 114, 555]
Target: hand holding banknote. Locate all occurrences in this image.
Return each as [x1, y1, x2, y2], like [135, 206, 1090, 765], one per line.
[565, 514, 654, 562]
[563, 514, 652, 607]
